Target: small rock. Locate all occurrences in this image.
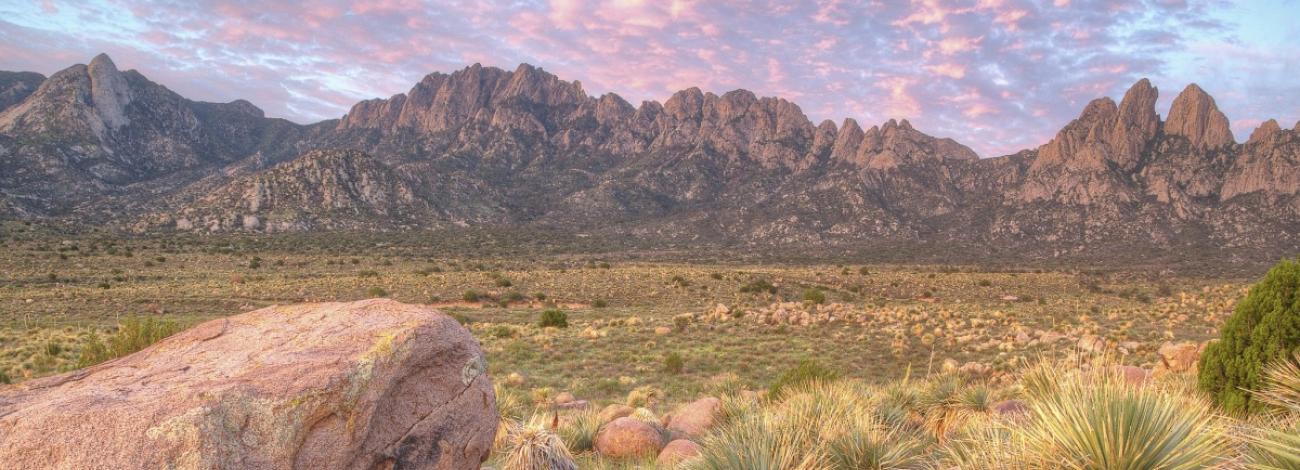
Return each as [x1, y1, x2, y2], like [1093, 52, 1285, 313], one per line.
[654, 326, 672, 335]
[658, 439, 702, 467]
[555, 392, 576, 405]
[1077, 334, 1105, 353]
[598, 404, 636, 424]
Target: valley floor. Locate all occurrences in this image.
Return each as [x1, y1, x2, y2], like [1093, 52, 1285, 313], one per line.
[0, 225, 1242, 403]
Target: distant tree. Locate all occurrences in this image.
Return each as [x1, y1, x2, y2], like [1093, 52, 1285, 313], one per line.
[1199, 258, 1300, 413]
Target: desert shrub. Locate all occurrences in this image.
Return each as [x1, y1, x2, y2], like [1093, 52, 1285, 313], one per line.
[366, 286, 388, 297]
[977, 279, 992, 287]
[558, 410, 602, 454]
[664, 352, 684, 374]
[533, 292, 547, 301]
[358, 270, 379, 277]
[740, 279, 778, 295]
[539, 309, 568, 328]
[500, 416, 577, 470]
[495, 277, 514, 287]
[248, 256, 261, 269]
[710, 272, 724, 280]
[1247, 352, 1300, 467]
[673, 315, 691, 331]
[768, 359, 840, 400]
[1200, 258, 1300, 414]
[592, 299, 608, 309]
[504, 291, 526, 302]
[0, 368, 10, 384]
[77, 316, 181, 368]
[671, 275, 691, 287]
[463, 290, 482, 302]
[802, 288, 826, 305]
[492, 325, 517, 339]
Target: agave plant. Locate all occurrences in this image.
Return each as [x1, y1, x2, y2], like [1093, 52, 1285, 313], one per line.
[826, 415, 928, 469]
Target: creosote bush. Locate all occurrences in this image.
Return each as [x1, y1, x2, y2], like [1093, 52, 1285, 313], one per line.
[539, 309, 568, 328]
[802, 288, 826, 305]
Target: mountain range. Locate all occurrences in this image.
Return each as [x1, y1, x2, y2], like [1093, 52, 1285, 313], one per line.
[2, 54, 1298, 262]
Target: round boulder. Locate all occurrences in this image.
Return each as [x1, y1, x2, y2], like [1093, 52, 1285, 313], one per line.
[595, 417, 666, 459]
[658, 439, 702, 467]
[666, 397, 721, 438]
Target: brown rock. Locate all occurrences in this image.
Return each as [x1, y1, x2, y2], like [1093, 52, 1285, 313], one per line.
[657, 439, 702, 467]
[1157, 341, 1203, 373]
[597, 403, 636, 424]
[993, 399, 1029, 418]
[595, 417, 666, 459]
[1114, 365, 1153, 385]
[666, 396, 722, 438]
[0, 299, 497, 470]
[1077, 334, 1106, 353]
[1165, 83, 1234, 149]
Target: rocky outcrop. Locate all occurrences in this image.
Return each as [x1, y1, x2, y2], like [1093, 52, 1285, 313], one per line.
[165, 149, 426, 232]
[2, 55, 1299, 264]
[0, 71, 43, 112]
[1165, 84, 1234, 150]
[0, 299, 497, 469]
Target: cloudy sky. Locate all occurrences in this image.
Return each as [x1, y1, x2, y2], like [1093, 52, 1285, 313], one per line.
[1, 0, 1296, 157]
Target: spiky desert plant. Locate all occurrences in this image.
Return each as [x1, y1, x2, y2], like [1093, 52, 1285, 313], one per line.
[557, 409, 602, 454]
[687, 411, 829, 470]
[1247, 353, 1300, 468]
[500, 415, 578, 470]
[826, 414, 928, 469]
[1022, 370, 1229, 469]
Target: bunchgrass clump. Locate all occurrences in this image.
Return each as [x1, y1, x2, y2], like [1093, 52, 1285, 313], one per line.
[77, 316, 180, 368]
[500, 415, 577, 470]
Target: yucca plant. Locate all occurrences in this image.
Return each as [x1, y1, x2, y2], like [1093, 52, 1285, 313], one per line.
[687, 411, 829, 470]
[1023, 373, 1229, 469]
[826, 414, 928, 469]
[557, 409, 602, 454]
[500, 415, 577, 470]
[1247, 353, 1300, 468]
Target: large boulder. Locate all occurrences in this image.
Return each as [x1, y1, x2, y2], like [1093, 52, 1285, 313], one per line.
[665, 396, 721, 438]
[595, 417, 665, 459]
[1157, 341, 1203, 373]
[0, 299, 497, 469]
[658, 439, 702, 467]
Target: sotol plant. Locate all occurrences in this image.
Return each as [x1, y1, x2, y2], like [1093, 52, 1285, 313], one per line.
[1200, 258, 1300, 414]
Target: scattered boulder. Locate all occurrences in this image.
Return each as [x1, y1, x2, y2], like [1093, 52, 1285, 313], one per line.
[1077, 334, 1106, 353]
[658, 439, 702, 467]
[0, 299, 497, 470]
[555, 392, 576, 405]
[1114, 365, 1153, 386]
[595, 417, 666, 459]
[959, 361, 991, 378]
[666, 396, 721, 438]
[598, 404, 636, 424]
[1157, 341, 1203, 373]
[993, 399, 1029, 418]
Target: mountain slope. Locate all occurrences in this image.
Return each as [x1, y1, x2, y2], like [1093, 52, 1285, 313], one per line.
[2, 55, 1299, 263]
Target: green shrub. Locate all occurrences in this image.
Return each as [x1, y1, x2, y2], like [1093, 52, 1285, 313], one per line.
[1200, 258, 1300, 414]
[495, 277, 513, 287]
[539, 309, 568, 328]
[463, 290, 481, 302]
[77, 316, 181, 368]
[367, 286, 388, 297]
[592, 299, 608, 308]
[0, 368, 10, 384]
[740, 279, 778, 295]
[977, 279, 992, 287]
[664, 352, 684, 374]
[802, 288, 826, 305]
[768, 359, 840, 400]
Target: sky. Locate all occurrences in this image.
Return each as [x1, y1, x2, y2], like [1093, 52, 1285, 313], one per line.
[1, 0, 1296, 157]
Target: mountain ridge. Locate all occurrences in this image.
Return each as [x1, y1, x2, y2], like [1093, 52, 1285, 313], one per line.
[2, 54, 1298, 262]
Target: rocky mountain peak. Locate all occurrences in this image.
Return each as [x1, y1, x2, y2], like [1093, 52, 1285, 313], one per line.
[86, 53, 133, 134]
[1110, 78, 1160, 170]
[1248, 119, 1281, 144]
[1166, 83, 1234, 149]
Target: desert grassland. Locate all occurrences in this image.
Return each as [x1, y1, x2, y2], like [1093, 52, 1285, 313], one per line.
[0, 226, 1243, 406]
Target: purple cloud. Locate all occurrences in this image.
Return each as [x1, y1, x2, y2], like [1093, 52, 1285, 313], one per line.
[1, 0, 1295, 157]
